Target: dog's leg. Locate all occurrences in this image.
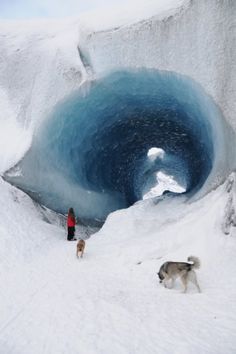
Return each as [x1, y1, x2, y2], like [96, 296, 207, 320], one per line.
[180, 274, 188, 293]
[195, 281, 201, 293]
[163, 272, 169, 288]
[189, 271, 201, 293]
[169, 277, 175, 289]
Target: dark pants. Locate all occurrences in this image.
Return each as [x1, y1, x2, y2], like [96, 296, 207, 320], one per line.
[67, 226, 75, 240]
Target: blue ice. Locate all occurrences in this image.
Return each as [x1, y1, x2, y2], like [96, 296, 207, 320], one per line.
[6, 69, 227, 223]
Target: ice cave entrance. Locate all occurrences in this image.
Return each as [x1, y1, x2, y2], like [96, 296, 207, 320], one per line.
[5, 69, 226, 223]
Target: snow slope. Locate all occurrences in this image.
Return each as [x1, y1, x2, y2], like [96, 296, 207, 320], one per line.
[0, 174, 236, 353]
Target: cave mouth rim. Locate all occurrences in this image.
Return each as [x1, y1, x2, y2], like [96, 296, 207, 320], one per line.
[4, 68, 222, 222]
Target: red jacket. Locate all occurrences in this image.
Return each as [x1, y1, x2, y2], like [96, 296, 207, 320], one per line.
[67, 215, 76, 227]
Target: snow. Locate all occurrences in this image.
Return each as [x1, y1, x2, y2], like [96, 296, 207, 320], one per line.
[79, 0, 186, 32]
[0, 0, 236, 353]
[144, 148, 186, 198]
[0, 174, 236, 353]
[147, 147, 165, 160]
[143, 171, 186, 199]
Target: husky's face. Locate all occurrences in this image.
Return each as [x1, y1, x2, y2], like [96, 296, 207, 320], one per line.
[157, 271, 164, 283]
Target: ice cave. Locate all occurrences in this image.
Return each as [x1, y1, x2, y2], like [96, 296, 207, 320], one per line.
[5, 69, 230, 222]
[1, 0, 236, 352]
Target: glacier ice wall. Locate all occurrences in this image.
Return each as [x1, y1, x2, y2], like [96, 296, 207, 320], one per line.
[0, 19, 87, 173]
[80, 0, 236, 129]
[5, 69, 232, 221]
[1, 0, 236, 222]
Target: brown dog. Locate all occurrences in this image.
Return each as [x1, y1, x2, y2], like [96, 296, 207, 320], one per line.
[76, 239, 85, 258]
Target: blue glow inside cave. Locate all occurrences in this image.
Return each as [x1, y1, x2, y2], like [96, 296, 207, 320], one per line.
[7, 69, 220, 222]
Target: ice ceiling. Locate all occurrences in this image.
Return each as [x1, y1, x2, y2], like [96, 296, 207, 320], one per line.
[6, 69, 224, 222]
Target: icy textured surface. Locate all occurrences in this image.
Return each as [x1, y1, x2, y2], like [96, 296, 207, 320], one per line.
[0, 1, 235, 220]
[80, 0, 236, 133]
[6, 69, 230, 220]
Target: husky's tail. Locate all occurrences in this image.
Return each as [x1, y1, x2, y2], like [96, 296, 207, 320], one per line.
[187, 256, 200, 269]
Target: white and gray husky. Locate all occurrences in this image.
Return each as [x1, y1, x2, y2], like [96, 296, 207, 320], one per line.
[157, 256, 201, 293]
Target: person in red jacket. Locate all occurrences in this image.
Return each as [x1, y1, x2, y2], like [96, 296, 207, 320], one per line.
[67, 207, 76, 241]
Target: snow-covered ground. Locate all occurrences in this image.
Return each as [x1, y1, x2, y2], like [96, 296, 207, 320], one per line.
[0, 0, 236, 353]
[0, 174, 236, 354]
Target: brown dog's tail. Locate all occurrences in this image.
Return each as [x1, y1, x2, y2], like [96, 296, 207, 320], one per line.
[187, 256, 200, 269]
